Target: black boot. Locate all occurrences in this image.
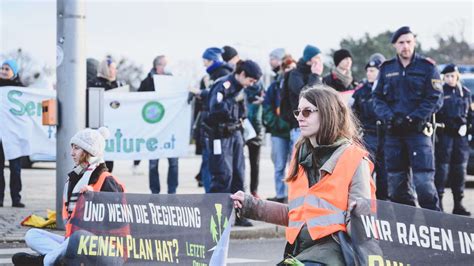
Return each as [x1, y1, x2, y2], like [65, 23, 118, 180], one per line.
[453, 194, 471, 216]
[12, 252, 44, 266]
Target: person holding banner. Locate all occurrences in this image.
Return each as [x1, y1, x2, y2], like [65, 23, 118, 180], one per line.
[138, 55, 179, 194]
[434, 64, 472, 216]
[232, 85, 375, 264]
[12, 127, 125, 266]
[206, 60, 262, 227]
[0, 59, 25, 208]
[87, 56, 126, 173]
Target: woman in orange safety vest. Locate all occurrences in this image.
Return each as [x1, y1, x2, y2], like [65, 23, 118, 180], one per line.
[12, 127, 125, 266]
[231, 85, 375, 265]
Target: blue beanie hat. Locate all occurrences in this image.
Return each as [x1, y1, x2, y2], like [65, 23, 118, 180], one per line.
[302, 45, 321, 62]
[2, 59, 18, 77]
[240, 60, 262, 80]
[202, 47, 223, 62]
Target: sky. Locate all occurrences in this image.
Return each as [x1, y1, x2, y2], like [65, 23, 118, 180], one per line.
[0, 0, 473, 78]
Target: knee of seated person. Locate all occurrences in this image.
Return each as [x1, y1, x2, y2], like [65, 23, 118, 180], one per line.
[25, 228, 42, 246]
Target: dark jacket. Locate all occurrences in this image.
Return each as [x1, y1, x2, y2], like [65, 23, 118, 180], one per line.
[372, 53, 443, 124]
[138, 70, 172, 92]
[263, 78, 290, 139]
[437, 84, 472, 135]
[87, 77, 124, 91]
[352, 82, 378, 134]
[323, 71, 358, 92]
[285, 59, 322, 129]
[207, 74, 244, 126]
[245, 82, 264, 145]
[0, 76, 24, 87]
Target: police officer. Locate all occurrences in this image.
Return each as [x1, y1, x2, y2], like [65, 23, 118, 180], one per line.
[352, 54, 388, 200]
[206, 60, 262, 226]
[435, 64, 472, 216]
[373, 26, 443, 211]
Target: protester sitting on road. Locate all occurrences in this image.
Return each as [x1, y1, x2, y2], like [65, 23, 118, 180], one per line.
[12, 127, 126, 266]
[1, 59, 26, 209]
[231, 85, 375, 264]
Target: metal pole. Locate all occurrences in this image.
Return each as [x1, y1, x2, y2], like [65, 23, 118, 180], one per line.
[56, 0, 86, 229]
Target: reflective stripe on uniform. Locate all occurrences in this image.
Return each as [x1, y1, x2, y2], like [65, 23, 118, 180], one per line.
[288, 194, 344, 212]
[306, 211, 345, 228]
[288, 220, 305, 229]
[288, 196, 305, 210]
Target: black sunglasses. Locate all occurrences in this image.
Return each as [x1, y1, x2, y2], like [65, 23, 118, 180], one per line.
[293, 108, 318, 118]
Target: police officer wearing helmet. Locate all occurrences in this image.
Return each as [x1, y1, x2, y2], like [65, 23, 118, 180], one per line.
[435, 64, 472, 216]
[352, 54, 388, 200]
[373, 26, 443, 210]
[206, 60, 262, 226]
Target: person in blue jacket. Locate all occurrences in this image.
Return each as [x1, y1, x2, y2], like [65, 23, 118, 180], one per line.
[205, 60, 262, 226]
[435, 64, 472, 216]
[372, 26, 443, 211]
[352, 54, 388, 200]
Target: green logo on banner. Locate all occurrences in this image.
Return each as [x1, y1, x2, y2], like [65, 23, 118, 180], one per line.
[142, 101, 165, 124]
[210, 204, 228, 243]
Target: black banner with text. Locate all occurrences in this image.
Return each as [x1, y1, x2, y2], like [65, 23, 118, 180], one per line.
[351, 199, 474, 265]
[63, 192, 234, 265]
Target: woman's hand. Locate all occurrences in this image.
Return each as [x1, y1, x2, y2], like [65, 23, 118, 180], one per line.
[79, 185, 93, 194]
[230, 191, 245, 209]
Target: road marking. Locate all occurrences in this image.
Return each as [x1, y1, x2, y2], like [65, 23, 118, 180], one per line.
[227, 257, 268, 263]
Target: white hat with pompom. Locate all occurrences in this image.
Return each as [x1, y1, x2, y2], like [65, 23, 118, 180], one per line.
[70, 127, 110, 159]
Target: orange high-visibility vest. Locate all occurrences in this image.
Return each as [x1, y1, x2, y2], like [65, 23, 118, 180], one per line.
[62, 171, 126, 238]
[286, 144, 376, 244]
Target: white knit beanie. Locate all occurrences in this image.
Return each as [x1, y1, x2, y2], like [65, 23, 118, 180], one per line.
[70, 127, 110, 159]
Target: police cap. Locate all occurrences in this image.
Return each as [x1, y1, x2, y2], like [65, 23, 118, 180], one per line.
[441, 63, 458, 74]
[391, 26, 414, 43]
[240, 60, 262, 80]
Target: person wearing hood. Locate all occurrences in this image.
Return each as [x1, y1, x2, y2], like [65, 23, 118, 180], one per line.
[434, 64, 472, 216]
[87, 56, 124, 92]
[284, 44, 324, 154]
[352, 54, 388, 200]
[138, 55, 179, 195]
[88, 56, 126, 173]
[0, 59, 25, 209]
[12, 127, 125, 266]
[323, 49, 358, 92]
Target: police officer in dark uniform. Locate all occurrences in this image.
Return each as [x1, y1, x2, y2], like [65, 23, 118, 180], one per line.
[373, 26, 443, 211]
[206, 60, 262, 226]
[352, 54, 388, 200]
[435, 64, 472, 216]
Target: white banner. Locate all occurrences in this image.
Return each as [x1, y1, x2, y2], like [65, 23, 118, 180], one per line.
[1, 85, 191, 161]
[103, 90, 191, 160]
[0, 86, 56, 160]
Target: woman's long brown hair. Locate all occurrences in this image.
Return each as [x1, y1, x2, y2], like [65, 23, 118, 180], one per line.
[286, 85, 363, 182]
